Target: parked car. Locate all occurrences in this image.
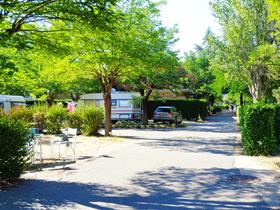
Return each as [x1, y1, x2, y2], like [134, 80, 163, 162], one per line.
[153, 106, 182, 124]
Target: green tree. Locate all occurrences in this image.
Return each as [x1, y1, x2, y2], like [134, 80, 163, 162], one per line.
[120, 1, 180, 124]
[209, 0, 280, 102]
[182, 47, 215, 103]
[68, 0, 166, 135]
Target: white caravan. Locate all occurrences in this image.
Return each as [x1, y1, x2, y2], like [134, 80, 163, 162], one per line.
[80, 92, 141, 121]
[0, 95, 26, 113]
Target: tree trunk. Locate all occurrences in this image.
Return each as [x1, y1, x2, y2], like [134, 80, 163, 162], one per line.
[46, 94, 56, 107]
[240, 93, 243, 106]
[249, 65, 269, 102]
[141, 97, 148, 124]
[70, 92, 80, 102]
[140, 88, 152, 125]
[103, 89, 112, 136]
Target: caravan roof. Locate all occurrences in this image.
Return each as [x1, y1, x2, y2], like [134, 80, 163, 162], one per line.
[0, 95, 26, 102]
[81, 92, 140, 100]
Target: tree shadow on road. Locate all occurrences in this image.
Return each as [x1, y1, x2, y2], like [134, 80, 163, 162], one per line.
[138, 137, 240, 155]
[0, 167, 276, 209]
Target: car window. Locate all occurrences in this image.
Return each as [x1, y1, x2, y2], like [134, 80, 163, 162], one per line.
[156, 108, 171, 113]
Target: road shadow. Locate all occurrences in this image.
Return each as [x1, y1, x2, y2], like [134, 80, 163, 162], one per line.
[0, 167, 275, 209]
[138, 137, 240, 155]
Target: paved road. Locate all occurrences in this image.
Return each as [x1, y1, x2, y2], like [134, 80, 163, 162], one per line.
[0, 112, 279, 209]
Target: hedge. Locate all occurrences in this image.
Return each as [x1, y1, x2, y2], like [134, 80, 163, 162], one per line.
[0, 116, 31, 181]
[147, 99, 208, 120]
[66, 106, 104, 136]
[9, 106, 34, 123]
[45, 105, 67, 134]
[275, 104, 280, 144]
[239, 103, 277, 156]
[78, 105, 104, 136]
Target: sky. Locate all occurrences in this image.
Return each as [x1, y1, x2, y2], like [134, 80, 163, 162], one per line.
[157, 0, 221, 57]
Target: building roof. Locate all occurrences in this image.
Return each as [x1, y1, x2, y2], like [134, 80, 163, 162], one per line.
[81, 92, 140, 100]
[0, 95, 26, 102]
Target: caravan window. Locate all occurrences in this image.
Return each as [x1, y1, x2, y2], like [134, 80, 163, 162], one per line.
[119, 100, 131, 108]
[111, 99, 117, 106]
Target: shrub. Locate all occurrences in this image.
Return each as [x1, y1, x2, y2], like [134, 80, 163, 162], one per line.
[147, 99, 208, 121]
[80, 106, 104, 136]
[199, 100, 208, 120]
[210, 105, 223, 114]
[45, 105, 67, 134]
[67, 108, 84, 134]
[0, 116, 31, 181]
[0, 108, 6, 117]
[9, 106, 34, 123]
[31, 105, 47, 132]
[240, 103, 277, 156]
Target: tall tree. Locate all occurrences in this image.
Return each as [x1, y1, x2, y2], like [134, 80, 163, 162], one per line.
[70, 0, 169, 135]
[209, 0, 280, 102]
[182, 48, 215, 102]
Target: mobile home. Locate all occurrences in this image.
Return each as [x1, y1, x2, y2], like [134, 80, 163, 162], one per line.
[80, 92, 141, 121]
[0, 95, 26, 113]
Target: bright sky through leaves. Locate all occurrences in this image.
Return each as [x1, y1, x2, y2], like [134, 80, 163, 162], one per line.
[157, 0, 221, 56]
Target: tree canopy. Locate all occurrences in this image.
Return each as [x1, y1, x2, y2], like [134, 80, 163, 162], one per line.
[209, 0, 280, 102]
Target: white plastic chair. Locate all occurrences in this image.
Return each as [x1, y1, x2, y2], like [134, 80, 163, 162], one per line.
[30, 128, 44, 163]
[51, 128, 77, 161]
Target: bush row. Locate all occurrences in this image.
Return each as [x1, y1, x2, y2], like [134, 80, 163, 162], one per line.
[0, 105, 103, 182]
[2, 105, 104, 136]
[147, 99, 208, 120]
[239, 103, 279, 156]
[210, 104, 229, 114]
[113, 121, 186, 129]
[68, 106, 104, 136]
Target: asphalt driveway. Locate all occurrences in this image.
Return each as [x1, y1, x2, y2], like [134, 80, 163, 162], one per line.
[0, 112, 279, 209]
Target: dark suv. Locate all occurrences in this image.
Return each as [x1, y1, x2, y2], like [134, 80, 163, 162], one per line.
[153, 106, 182, 124]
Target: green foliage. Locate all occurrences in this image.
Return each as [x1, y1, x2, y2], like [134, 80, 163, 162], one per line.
[275, 105, 280, 144]
[0, 0, 117, 48]
[9, 106, 34, 123]
[209, 0, 279, 102]
[0, 116, 31, 181]
[113, 121, 186, 129]
[272, 87, 280, 103]
[79, 106, 104, 136]
[30, 105, 47, 132]
[267, 0, 280, 42]
[211, 104, 229, 114]
[67, 109, 84, 134]
[0, 108, 6, 117]
[199, 100, 208, 120]
[239, 104, 277, 155]
[45, 105, 67, 134]
[147, 99, 208, 121]
[182, 48, 215, 100]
